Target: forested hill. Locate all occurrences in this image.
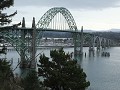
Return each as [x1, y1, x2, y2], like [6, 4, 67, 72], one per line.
[93, 32, 120, 42]
[42, 31, 72, 38]
[85, 29, 120, 43]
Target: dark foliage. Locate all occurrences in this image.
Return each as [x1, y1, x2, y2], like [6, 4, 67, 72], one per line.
[0, 0, 14, 10]
[0, 0, 17, 25]
[0, 59, 14, 90]
[21, 70, 41, 90]
[38, 48, 90, 90]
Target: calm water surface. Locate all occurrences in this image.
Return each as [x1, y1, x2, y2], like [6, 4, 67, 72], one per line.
[1, 47, 120, 90]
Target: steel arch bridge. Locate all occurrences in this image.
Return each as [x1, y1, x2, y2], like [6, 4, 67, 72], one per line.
[0, 7, 117, 69]
[36, 7, 82, 57]
[36, 7, 77, 30]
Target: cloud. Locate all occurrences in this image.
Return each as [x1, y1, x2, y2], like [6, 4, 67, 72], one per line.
[9, 0, 120, 30]
[14, 0, 120, 9]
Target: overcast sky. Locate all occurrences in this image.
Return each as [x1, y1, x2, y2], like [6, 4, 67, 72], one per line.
[6, 0, 120, 31]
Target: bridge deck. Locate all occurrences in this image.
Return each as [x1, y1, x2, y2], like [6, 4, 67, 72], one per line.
[0, 27, 92, 35]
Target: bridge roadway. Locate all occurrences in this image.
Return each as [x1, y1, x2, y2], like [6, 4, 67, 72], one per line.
[0, 26, 92, 35]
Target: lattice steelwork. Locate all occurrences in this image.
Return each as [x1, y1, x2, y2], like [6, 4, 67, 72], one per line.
[36, 7, 77, 30]
[0, 27, 32, 62]
[0, 17, 36, 69]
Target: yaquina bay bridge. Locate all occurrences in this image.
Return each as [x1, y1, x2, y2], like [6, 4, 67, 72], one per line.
[0, 7, 117, 69]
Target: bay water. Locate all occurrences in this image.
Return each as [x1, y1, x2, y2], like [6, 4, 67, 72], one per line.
[1, 47, 120, 90]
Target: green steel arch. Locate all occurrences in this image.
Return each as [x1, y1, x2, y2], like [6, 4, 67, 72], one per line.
[94, 36, 100, 42]
[36, 7, 77, 30]
[94, 36, 101, 50]
[94, 36, 101, 45]
[101, 38, 106, 48]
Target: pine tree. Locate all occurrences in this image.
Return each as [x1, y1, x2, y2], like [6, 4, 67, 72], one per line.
[0, 0, 17, 25]
[38, 48, 90, 90]
[0, 1, 24, 90]
[0, 59, 14, 90]
[21, 70, 41, 90]
[0, 0, 20, 54]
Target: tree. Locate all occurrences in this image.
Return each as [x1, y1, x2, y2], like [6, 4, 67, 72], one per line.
[0, 0, 17, 25]
[21, 70, 41, 90]
[0, 1, 24, 90]
[0, 59, 14, 89]
[0, 0, 20, 54]
[0, 59, 24, 90]
[38, 48, 90, 90]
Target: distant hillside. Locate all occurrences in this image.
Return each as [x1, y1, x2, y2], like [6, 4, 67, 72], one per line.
[83, 30, 94, 33]
[42, 31, 72, 38]
[83, 29, 120, 32]
[108, 29, 120, 32]
[93, 31, 120, 42]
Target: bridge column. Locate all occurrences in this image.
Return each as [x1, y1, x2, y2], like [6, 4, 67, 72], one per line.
[96, 39, 101, 51]
[108, 40, 111, 47]
[101, 39, 106, 49]
[80, 26, 83, 55]
[30, 17, 36, 69]
[97, 45, 100, 51]
[74, 31, 79, 57]
[20, 17, 26, 68]
[89, 46, 95, 57]
[89, 35, 95, 56]
[74, 26, 83, 59]
[106, 40, 111, 48]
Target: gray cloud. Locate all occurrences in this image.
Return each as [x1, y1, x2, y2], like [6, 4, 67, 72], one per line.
[14, 0, 120, 9]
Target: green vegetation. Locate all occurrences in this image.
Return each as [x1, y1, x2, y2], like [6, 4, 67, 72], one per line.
[0, 59, 26, 90]
[0, 0, 18, 54]
[20, 70, 41, 90]
[0, 0, 17, 25]
[38, 48, 90, 90]
[0, 59, 41, 90]
[0, 59, 14, 90]
[0, 1, 23, 90]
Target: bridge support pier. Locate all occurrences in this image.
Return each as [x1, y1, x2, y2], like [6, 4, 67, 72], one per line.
[80, 26, 83, 55]
[20, 17, 36, 69]
[101, 45, 106, 49]
[20, 17, 27, 68]
[30, 17, 36, 69]
[97, 46, 100, 51]
[74, 26, 83, 60]
[89, 46, 95, 57]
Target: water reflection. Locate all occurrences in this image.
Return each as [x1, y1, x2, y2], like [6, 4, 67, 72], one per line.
[89, 51, 95, 57]
[75, 55, 83, 65]
[96, 50, 101, 57]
